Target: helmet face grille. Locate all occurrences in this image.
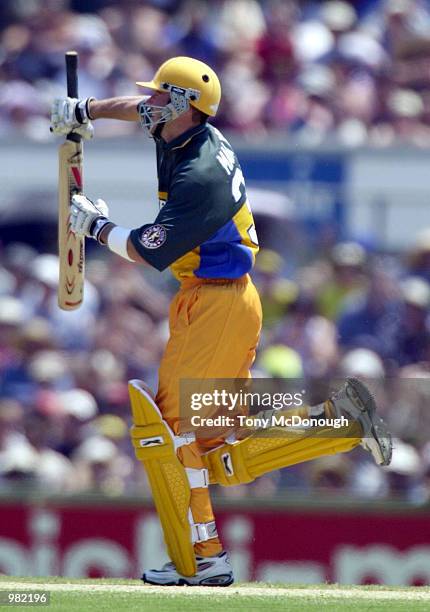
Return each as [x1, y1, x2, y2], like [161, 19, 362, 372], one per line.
[137, 82, 201, 135]
[138, 100, 174, 134]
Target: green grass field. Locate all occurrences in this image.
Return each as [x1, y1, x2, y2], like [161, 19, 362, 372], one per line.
[0, 577, 429, 611]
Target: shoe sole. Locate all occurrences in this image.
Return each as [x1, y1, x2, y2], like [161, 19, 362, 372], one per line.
[347, 377, 393, 466]
[142, 574, 234, 587]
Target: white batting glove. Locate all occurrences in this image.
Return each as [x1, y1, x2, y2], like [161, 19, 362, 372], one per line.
[51, 97, 94, 140]
[70, 194, 110, 241]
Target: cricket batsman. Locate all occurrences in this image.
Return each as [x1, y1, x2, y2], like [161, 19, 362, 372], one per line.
[51, 56, 392, 586]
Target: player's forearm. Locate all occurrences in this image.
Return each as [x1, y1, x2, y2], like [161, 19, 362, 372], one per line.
[99, 223, 149, 265]
[88, 97, 143, 122]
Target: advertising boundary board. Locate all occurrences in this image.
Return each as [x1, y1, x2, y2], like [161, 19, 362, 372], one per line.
[0, 498, 429, 585]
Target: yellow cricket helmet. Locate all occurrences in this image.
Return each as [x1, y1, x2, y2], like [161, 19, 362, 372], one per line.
[136, 56, 221, 117]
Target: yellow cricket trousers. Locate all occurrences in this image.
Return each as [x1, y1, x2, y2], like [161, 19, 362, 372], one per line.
[155, 274, 262, 557]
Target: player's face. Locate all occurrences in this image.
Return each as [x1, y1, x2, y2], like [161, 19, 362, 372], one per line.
[146, 92, 170, 134]
[148, 92, 170, 106]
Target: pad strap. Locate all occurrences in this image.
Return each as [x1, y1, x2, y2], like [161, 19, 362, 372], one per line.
[185, 467, 209, 489]
[190, 520, 218, 543]
[174, 432, 196, 451]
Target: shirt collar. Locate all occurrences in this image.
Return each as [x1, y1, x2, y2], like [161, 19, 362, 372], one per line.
[161, 124, 208, 152]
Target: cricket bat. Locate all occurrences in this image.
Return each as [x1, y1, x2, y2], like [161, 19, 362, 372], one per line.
[57, 51, 85, 310]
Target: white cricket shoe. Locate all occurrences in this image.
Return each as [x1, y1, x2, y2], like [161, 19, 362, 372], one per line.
[142, 551, 234, 587]
[330, 377, 393, 466]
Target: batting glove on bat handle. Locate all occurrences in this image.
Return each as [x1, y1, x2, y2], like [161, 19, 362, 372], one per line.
[70, 194, 110, 240]
[50, 97, 95, 139]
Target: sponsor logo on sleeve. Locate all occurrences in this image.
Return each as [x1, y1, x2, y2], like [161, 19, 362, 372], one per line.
[140, 224, 167, 249]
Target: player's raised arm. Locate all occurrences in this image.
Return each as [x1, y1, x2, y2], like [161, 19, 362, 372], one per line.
[50, 95, 144, 137]
[88, 96, 143, 121]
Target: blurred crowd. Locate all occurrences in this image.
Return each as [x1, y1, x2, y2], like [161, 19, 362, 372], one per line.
[2, 0, 430, 145]
[2, 231, 430, 505]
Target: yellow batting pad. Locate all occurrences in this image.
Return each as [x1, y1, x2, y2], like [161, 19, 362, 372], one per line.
[203, 418, 362, 487]
[128, 380, 196, 577]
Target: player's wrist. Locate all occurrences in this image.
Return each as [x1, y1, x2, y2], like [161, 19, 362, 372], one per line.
[98, 221, 115, 245]
[90, 217, 111, 242]
[75, 97, 96, 124]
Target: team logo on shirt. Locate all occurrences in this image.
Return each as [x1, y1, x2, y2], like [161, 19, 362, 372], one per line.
[140, 224, 167, 249]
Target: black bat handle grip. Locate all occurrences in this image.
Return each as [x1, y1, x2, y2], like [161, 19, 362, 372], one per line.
[65, 51, 81, 142]
[66, 51, 78, 97]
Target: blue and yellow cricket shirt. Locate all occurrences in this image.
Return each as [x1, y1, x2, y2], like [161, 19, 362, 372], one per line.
[130, 124, 259, 280]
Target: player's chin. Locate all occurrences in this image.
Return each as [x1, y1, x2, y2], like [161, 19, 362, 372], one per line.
[141, 121, 157, 137]
[149, 122, 164, 139]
